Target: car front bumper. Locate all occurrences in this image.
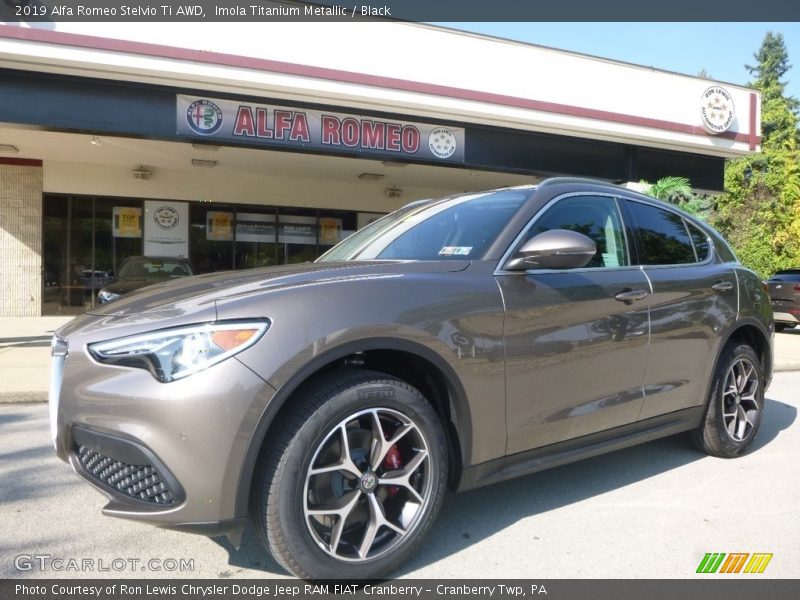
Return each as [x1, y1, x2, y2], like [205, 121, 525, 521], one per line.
[51, 315, 277, 533]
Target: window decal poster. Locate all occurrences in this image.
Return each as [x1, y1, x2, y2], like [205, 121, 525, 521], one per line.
[144, 201, 189, 257]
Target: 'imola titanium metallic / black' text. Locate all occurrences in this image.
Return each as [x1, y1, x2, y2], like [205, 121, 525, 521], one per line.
[51, 178, 773, 579]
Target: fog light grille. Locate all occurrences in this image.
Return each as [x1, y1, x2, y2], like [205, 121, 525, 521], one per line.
[77, 445, 175, 505]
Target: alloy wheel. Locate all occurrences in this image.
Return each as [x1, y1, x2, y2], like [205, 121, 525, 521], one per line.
[720, 357, 760, 442]
[302, 407, 432, 561]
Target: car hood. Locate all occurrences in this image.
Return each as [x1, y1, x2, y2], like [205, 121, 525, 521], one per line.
[87, 260, 470, 318]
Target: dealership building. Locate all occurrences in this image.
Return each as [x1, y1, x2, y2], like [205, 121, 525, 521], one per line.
[0, 20, 761, 316]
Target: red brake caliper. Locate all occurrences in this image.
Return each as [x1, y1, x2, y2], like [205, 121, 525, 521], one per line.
[382, 445, 403, 497]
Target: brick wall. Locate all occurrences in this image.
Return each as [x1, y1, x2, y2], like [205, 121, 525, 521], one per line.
[0, 160, 43, 316]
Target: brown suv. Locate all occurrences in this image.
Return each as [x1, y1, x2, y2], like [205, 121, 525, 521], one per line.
[51, 178, 773, 579]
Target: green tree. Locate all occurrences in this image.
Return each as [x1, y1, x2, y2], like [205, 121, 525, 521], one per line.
[640, 176, 713, 219]
[711, 31, 800, 277]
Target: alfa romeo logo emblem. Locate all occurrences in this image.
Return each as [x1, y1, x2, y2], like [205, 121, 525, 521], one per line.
[700, 87, 736, 134]
[186, 99, 223, 135]
[360, 471, 378, 492]
[428, 127, 457, 159]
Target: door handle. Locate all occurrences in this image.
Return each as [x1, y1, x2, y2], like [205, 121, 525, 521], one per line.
[711, 281, 734, 293]
[614, 289, 648, 303]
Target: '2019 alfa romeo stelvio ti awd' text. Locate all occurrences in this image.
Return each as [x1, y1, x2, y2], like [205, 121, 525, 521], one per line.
[51, 178, 773, 579]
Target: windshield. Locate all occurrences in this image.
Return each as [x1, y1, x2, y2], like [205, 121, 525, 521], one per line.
[317, 190, 530, 262]
[118, 258, 193, 279]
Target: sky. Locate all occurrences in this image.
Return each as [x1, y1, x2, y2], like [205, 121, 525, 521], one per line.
[434, 23, 800, 100]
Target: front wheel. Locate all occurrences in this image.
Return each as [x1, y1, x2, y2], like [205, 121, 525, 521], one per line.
[692, 343, 765, 458]
[253, 371, 448, 579]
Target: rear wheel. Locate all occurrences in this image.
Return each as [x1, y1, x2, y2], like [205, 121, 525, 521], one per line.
[253, 371, 448, 579]
[692, 343, 765, 458]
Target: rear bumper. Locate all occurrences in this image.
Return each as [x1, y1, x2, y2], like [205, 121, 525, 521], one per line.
[773, 311, 799, 324]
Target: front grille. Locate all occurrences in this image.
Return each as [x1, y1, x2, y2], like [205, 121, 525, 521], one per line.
[77, 445, 175, 505]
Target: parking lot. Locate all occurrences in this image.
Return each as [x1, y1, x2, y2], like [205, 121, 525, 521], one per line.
[1, 371, 798, 579]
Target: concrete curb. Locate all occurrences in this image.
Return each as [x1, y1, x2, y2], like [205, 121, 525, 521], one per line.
[0, 391, 48, 403]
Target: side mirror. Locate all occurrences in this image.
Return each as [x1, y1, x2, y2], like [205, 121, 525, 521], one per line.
[505, 229, 597, 270]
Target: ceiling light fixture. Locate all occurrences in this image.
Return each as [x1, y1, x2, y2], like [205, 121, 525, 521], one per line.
[385, 186, 402, 198]
[381, 161, 407, 168]
[132, 167, 152, 180]
[0, 144, 19, 154]
[191, 159, 218, 168]
[357, 173, 385, 181]
[192, 143, 221, 151]
[90, 136, 101, 146]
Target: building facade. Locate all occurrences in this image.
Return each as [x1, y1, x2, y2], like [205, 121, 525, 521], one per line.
[0, 22, 760, 316]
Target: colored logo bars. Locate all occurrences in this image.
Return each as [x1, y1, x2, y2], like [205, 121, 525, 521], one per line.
[696, 552, 773, 574]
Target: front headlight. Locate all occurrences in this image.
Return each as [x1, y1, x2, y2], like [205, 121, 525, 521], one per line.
[98, 290, 120, 303]
[88, 320, 270, 383]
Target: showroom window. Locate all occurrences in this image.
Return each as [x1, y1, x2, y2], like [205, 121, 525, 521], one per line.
[42, 195, 361, 314]
[43, 196, 143, 315]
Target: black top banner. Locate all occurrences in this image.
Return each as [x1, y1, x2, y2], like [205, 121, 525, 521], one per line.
[1, 0, 799, 22]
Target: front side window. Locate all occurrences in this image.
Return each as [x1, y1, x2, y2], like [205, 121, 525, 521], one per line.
[522, 195, 629, 268]
[625, 201, 695, 265]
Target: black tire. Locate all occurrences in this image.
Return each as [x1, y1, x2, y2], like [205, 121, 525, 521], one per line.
[691, 343, 765, 458]
[253, 370, 448, 579]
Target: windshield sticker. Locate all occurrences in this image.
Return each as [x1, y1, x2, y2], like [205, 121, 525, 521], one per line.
[439, 246, 473, 256]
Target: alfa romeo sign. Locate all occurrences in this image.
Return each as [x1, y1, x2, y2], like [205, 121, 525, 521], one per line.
[177, 95, 465, 163]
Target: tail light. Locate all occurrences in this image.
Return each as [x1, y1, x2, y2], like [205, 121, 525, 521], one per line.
[794, 285, 800, 292]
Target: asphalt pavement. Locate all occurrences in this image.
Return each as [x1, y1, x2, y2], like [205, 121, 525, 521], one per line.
[1, 372, 798, 579]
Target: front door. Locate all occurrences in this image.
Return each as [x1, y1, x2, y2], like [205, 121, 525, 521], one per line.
[498, 194, 650, 455]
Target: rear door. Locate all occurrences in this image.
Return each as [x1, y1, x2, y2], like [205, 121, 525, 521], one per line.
[498, 193, 650, 454]
[768, 270, 800, 326]
[621, 198, 739, 420]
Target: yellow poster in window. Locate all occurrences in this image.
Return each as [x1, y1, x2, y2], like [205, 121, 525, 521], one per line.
[113, 207, 142, 238]
[207, 211, 234, 241]
[319, 217, 342, 245]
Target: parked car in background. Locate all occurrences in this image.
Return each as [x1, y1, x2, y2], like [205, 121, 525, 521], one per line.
[52, 179, 772, 579]
[97, 256, 194, 303]
[79, 269, 114, 292]
[767, 269, 800, 332]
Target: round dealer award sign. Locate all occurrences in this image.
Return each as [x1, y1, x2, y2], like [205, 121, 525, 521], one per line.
[700, 87, 736, 134]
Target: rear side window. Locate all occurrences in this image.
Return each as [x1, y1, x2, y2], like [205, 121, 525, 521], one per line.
[626, 201, 695, 265]
[770, 271, 800, 282]
[686, 221, 711, 262]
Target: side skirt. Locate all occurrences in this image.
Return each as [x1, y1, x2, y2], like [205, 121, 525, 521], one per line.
[457, 406, 705, 492]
